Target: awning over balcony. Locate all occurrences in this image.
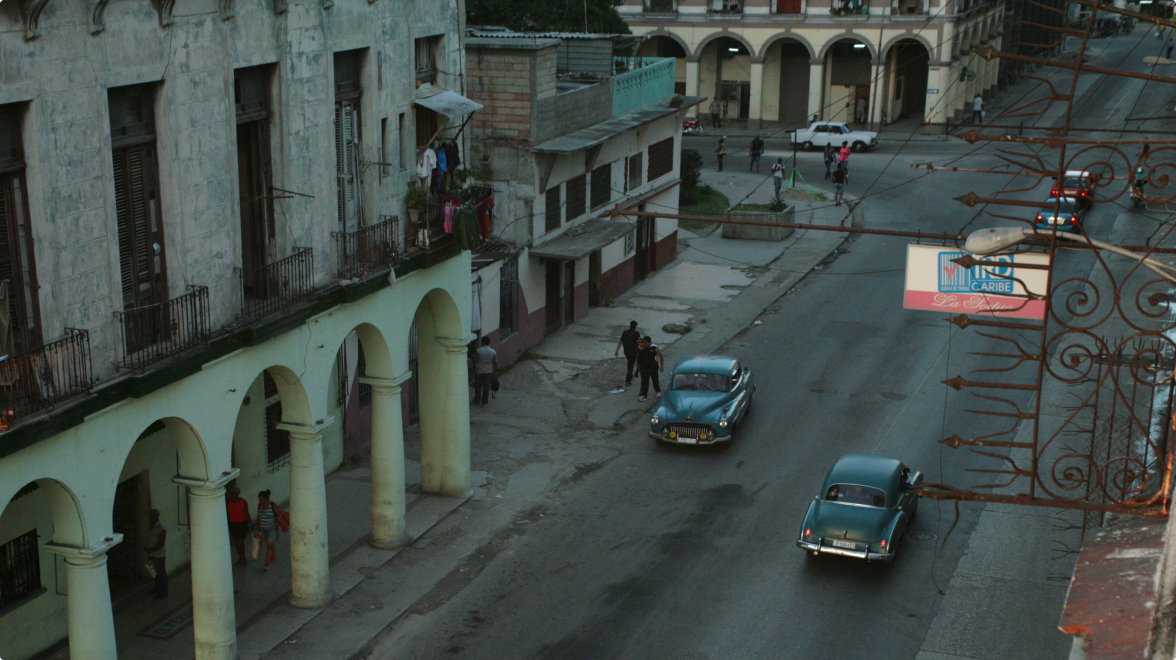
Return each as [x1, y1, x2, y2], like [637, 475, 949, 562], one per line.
[414, 83, 483, 118]
[530, 218, 633, 261]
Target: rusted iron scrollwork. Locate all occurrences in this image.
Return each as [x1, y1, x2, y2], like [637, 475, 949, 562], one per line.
[922, 4, 1176, 519]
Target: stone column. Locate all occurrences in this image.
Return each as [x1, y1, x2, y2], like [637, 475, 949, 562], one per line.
[45, 537, 122, 660]
[421, 337, 472, 498]
[278, 418, 335, 608]
[361, 373, 412, 549]
[175, 470, 239, 660]
[748, 60, 764, 128]
[807, 59, 825, 120]
[685, 59, 700, 117]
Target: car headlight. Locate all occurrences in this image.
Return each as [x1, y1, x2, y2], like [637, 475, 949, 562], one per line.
[650, 416, 660, 425]
[718, 419, 729, 428]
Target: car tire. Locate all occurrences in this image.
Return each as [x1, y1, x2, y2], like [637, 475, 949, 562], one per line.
[802, 141, 814, 151]
[852, 141, 867, 153]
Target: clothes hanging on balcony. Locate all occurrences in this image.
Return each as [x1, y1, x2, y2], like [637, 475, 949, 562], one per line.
[454, 204, 481, 251]
[443, 201, 456, 233]
[478, 194, 493, 240]
[416, 147, 437, 187]
[437, 146, 448, 173]
[445, 141, 460, 170]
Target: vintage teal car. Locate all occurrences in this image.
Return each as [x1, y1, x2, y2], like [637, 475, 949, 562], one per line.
[648, 355, 754, 446]
[797, 454, 922, 562]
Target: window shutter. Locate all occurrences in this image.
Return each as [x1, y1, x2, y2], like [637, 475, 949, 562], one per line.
[336, 102, 358, 232]
[114, 146, 161, 309]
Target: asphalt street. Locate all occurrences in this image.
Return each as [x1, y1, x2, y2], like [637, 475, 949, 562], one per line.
[357, 33, 1173, 660]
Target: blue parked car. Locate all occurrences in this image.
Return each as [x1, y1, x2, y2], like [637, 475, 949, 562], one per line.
[649, 355, 754, 446]
[1034, 197, 1084, 232]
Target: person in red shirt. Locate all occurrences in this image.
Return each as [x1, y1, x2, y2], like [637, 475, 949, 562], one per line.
[225, 486, 252, 566]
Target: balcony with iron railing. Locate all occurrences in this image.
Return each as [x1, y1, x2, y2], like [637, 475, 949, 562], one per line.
[830, 0, 870, 15]
[708, 0, 744, 12]
[0, 328, 93, 430]
[236, 247, 316, 321]
[645, 0, 677, 11]
[891, 0, 928, 14]
[115, 285, 211, 372]
[333, 215, 401, 280]
[406, 200, 456, 254]
[611, 58, 675, 117]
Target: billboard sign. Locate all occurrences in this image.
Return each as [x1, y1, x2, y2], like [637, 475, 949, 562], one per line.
[904, 244, 1050, 319]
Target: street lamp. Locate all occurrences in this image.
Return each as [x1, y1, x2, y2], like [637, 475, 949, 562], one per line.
[964, 227, 1176, 284]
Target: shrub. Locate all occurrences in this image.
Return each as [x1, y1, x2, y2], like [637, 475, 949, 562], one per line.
[680, 148, 703, 190]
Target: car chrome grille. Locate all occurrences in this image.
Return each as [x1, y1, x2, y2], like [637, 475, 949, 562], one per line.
[666, 424, 712, 439]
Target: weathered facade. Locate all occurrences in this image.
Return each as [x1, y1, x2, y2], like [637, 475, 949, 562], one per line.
[0, 0, 476, 658]
[464, 32, 691, 367]
[622, 0, 1004, 129]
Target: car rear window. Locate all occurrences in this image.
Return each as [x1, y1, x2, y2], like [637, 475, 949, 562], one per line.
[825, 484, 886, 507]
[672, 373, 729, 392]
[1064, 177, 1085, 188]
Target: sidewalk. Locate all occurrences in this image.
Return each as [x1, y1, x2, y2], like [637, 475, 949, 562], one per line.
[41, 461, 485, 660]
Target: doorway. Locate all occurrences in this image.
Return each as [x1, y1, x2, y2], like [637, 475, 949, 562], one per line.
[545, 260, 562, 335]
[635, 215, 653, 281]
[563, 261, 575, 325]
[589, 250, 603, 307]
[108, 471, 150, 587]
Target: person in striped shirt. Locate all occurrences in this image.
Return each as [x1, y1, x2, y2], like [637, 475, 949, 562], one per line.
[255, 490, 285, 570]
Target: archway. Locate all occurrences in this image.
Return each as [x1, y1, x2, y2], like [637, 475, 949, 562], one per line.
[823, 38, 874, 123]
[412, 288, 471, 497]
[886, 39, 930, 123]
[0, 479, 89, 659]
[698, 36, 754, 121]
[639, 35, 689, 95]
[762, 38, 813, 126]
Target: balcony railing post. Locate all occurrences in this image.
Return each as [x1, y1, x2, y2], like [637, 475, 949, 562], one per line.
[115, 286, 211, 371]
[334, 215, 401, 280]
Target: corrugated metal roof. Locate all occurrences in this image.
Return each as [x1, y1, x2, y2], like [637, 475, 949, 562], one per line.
[530, 218, 634, 261]
[414, 83, 483, 118]
[467, 29, 630, 40]
[532, 96, 705, 154]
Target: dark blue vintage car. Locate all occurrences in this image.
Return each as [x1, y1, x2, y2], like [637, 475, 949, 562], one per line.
[648, 355, 754, 446]
[797, 454, 922, 562]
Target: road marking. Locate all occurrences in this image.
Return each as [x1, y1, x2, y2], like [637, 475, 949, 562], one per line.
[870, 335, 950, 455]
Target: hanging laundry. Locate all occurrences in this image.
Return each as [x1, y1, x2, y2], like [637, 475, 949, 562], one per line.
[446, 141, 460, 170]
[455, 204, 481, 251]
[417, 147, 437, 182]
[437, 145, 448, 173]
[478, 194, 493, 239]
[443, 201, 455, 233]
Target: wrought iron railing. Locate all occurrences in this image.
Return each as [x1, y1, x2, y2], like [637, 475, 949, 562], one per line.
[645, 0, 676, 11]
[0, 328, 93, 429]
[236, 247, 315, 320]
[708, 0, 743, 12]
[830, 0, 869, 14]
[333, 215, 400, 280]
[114, 285, 211, 371]
[405, 199, 454, 254]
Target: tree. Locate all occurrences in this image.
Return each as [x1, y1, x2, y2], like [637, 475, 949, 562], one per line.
[466, 0, 631, 35]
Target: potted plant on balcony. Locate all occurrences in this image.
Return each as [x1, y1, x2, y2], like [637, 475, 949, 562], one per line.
[670, 94, 685, 108]
[406, 183, 429, 224]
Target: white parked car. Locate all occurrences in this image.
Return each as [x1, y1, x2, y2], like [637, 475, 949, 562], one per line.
[791, 121, 878, 152]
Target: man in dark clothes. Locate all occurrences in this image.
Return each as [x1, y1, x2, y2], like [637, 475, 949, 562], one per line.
[637, 336, 665, 402]
[613, 321, 641, 386]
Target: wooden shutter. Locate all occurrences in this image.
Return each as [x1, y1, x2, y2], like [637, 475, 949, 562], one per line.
[336, 101, 359, 233]
[113, 144, 166, 310]
[0, 172, 38, 352]
[591, 163, 612, 210]
[545, 186, 561, 233]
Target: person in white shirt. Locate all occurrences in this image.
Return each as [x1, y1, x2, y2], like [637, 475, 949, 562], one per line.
[771, 158, 785, 196]
[972, 95, 984, 123]
[472, 337, 497, 405]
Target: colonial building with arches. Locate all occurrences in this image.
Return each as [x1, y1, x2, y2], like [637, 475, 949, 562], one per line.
[622, 0, 1005, 130]
[0, 0, 475, 658]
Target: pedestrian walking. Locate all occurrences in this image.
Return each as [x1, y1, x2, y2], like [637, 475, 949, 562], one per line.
[749, 136, 765, 172]
[715, 138, 726, 172]
[838, 141, 851, 174]
[614, 321, 641, 386]
[771, 158, 785, 196]
[823, 142, 836, 179]
[145, 509, 168, 599]
[972, 94, 984, 123]
[226, 487, 252, 566]
[255, 490, 285, 571]
[1166, 41, 1173, 59]
[855, 96, 868, 124]
[636, 336, 664, 402]
[708, 99, 721, 129]
[832, 163, 848, 207]
[472, 336, 497, 405]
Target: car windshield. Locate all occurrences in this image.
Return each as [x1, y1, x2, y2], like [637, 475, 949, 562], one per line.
[1042, 198, 1076, 213]
[672, 373, 729, 392]
[825, 483, 887, 507]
